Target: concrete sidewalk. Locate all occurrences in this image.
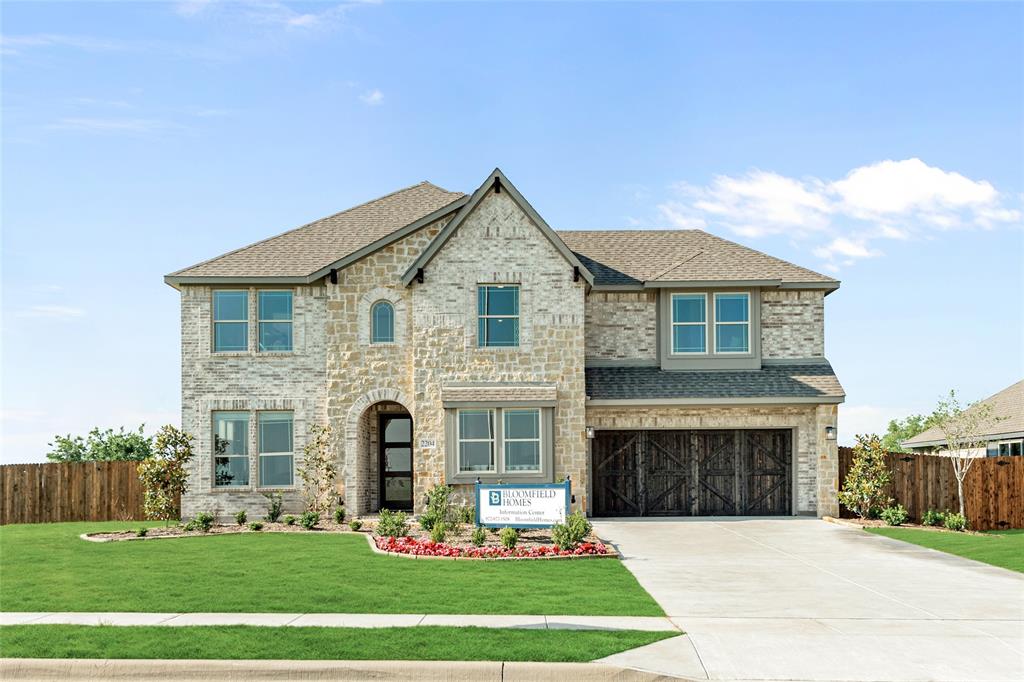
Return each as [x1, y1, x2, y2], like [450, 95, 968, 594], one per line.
[0, 659, 687, 681]
[0, 611, 678, 632]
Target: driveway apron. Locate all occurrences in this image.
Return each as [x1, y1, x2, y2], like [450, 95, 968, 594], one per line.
[594, 518, 1024, 681]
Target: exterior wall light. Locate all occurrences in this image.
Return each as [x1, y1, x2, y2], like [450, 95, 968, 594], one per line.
[585, 426, 595, 439]
[825, 426, 837, 441]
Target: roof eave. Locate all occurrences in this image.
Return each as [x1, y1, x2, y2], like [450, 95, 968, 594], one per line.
[586, 395, 845, 407]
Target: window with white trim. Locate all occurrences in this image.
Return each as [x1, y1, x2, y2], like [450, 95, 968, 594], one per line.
[371, 301, 395, 344]
[457, 409, 495, 472]
[213, 290, 248, 352]
[258, 411, 294, 487]
[714, 292, 750, 353]
[671, 293, 707, 354]
[477, 285, 519, 347]
[503, 409, 541, 472]
[213, 412, 249, 487]
[258, 290, 293, 352]
[993, 439, 1023, 457]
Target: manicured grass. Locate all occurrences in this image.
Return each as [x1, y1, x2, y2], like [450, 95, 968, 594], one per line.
[867, 527, 1024, 573]
[0, 522, 662, 616]
[0, 625, 676, 662]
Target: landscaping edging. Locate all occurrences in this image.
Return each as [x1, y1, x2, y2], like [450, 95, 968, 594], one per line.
[366, 534, 619, 561]
[822, 516, 988, 536]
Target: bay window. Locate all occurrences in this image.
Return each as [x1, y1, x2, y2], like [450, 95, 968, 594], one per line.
[453, 407, 547, 478]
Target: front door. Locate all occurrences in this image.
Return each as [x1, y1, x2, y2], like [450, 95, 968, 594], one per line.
[379, 414, 413, 511]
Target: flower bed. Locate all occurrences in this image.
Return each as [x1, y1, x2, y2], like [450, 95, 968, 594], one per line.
[375, 535, 614, 559]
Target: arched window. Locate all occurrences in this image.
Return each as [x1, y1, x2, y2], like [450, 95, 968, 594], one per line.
[371, 301, 394, 343]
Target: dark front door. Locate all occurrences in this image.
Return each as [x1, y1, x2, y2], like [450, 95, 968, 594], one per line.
[591, 429, 792, 517]
[379, 414, 413, 511]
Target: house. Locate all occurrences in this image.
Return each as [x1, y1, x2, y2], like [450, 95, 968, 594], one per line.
[902, 379, 1024, 457]
[165, 169, 844, 520]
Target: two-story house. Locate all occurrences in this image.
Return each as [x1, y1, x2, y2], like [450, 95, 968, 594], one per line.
[166, 169, 844, 521]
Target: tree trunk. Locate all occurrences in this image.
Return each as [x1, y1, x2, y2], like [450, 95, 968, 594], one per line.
[957, 477, 965, 520]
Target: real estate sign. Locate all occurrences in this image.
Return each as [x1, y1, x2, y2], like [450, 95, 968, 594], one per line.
[475, 480, 571, 528]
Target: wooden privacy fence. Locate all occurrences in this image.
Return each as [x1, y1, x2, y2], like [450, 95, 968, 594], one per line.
[838, 446, 1024, 530]
[0, 461, 176, 525]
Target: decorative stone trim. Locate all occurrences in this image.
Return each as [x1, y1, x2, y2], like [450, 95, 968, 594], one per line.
[357, 287, 407, 346]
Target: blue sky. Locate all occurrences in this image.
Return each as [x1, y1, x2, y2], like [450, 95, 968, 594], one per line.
[2, 1, 1022, 463]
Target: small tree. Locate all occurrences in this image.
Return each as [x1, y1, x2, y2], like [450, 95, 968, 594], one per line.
[297, 425, 336, 515]
[838, 434, 892, 518]
[48, 425, 153, 462]
[137, 425, 194, 524]
[932, 391, 1000, 524]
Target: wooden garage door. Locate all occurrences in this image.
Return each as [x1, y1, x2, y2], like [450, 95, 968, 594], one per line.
[591, 429, 792, 516]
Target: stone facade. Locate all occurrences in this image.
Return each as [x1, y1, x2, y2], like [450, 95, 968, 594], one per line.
[761, 290, 825, 360]
[178, 192, 838, 521]
[585, 404, 838, 515]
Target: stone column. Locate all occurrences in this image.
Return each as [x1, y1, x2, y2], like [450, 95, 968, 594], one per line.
[815, 403, 839, 517]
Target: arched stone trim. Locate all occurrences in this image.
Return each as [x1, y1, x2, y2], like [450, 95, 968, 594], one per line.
[343, 388, 412, 515]
[357, 287, 407, 346]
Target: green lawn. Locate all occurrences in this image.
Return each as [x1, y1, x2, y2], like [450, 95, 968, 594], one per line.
[0, 522, 662, 616]
[867, 527, 1024, 573]
[0, 625, 675, 662]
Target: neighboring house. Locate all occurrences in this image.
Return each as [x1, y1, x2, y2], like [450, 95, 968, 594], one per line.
[165, 169, 844, 520]
[902, 379, 1024, 457]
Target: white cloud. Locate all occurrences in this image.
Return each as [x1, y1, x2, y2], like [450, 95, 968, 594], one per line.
[659, 158, 1020, 272]
[359, 89, 384, 106]
[15, 305, 86, 319]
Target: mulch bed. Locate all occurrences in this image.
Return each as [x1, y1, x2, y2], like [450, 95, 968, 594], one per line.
[823, 516, 987, 536]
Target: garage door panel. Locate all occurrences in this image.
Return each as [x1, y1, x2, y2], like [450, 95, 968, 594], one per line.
[592, 429, 792, 517]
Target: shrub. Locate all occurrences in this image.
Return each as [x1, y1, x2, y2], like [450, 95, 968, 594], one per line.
[297, 425, 337, 516]
[880, 504, 909, 526]
[184, 512, 214, 533]
[837, 434, 892, 519]
[248, 521, 263, 531]
[234, 510, 247, 526]
[457, 505, 475, 525]
[348, 519, 363, 531]
[283, 515, 296, 526]
[500, 527, 518, 550]
[376, 509, 409, 538]
[944, 512, 967, 532]
[300, 511, 320, 530]
[263, 492, 284, 523]
[136, 527, 148, 538]
[471, 526, 487, 547]
[430, 521, 447, 544]
[420, 484, 454, 532]
[551, 511, 593, 550]
[922, 509, 945, 527]
[333, 507, 346, 524]
[137, 425, 194, 524]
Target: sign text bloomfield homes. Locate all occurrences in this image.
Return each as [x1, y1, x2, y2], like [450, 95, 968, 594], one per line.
[475, 480, 571, 528]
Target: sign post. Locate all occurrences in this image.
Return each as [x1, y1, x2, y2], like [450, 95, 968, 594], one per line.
[474, 478, 571, 528]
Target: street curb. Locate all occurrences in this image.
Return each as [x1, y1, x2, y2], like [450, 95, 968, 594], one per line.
[0, 658, 686, 681]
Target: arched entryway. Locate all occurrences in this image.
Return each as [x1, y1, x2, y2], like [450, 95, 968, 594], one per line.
[345, 389, 414, 514]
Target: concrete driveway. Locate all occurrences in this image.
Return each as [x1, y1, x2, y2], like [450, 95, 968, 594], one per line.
[593, 518, 1024, 681]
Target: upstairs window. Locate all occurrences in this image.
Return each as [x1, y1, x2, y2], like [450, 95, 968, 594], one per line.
[671, 293, 707, 354]
[213, 412, 249, 487]
[213, 290, 248, 352]
[371, 301, 395, 344]
[715, 293, 750, 354]
[258, 290, 293, 352]
[258, 412, 294, 487]
[477, 285, 519, 347]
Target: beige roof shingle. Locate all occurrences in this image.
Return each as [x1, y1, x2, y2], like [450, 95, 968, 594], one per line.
[557, 230, 837, 286]
[903, 379, 1024, 447]
[168, 181, 465, 280]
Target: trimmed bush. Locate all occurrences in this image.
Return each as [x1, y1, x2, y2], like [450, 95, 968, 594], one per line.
[283, 515, 297, 526]
[248, 521, 263, 531]
[263, 492, 284, 523]
[430, 521, 447, 544]
[333, 507, 346, 524]
[943, 512, 967, 532]
[234, 510, 247, 526]
[184, 512, 214, 533]
[551, 511, 592, 550]
[457, 505, 475, 525]
[135, 527, 148, 538]
[500, 527, 519, 550]
[376, 509, 409, 538]
[880, 504, 909, 526]
[300, 512, 320, 530]
[922, 509, 945, 526]
[471, 526, 487, 547]
[348, 519, 363, 532]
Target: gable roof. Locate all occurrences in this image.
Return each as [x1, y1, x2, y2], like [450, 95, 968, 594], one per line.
[557, 230, 838, 288]
[902, 379, 1024, 448]
[165, 181, 466, 286]
[399, 168, 595, 287]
